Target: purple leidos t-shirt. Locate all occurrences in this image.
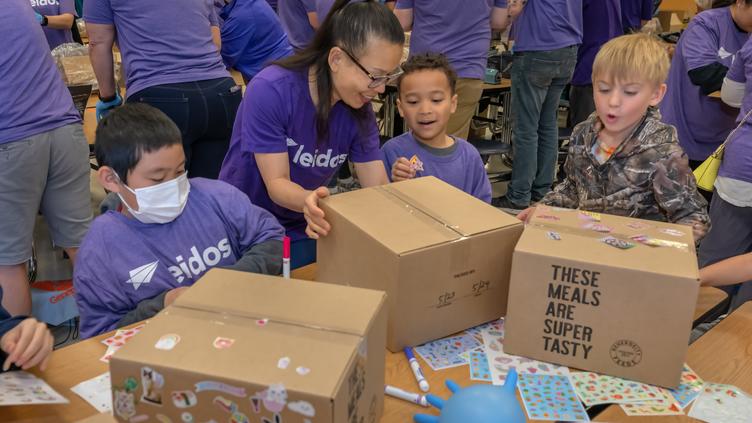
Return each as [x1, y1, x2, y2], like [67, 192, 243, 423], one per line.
[73, 178, 285, 338]
[513, 0, 583, 52]
[219, 65, 382, 241]
[381, 132, 492, 203]
[83, 0, 229, 98]
[278, 0, 316, 50]
[661, 7, 747, 162]
[30, 0, 77, 49]
[395, 0, 507, 80]
[571, 0, 622, 86]
[1, 0, 80, 145]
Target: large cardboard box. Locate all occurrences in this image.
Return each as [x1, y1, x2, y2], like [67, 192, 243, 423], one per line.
[317, 177, 524, 351]
[109, 269, 387, 423]
[504, 206, 699, 388]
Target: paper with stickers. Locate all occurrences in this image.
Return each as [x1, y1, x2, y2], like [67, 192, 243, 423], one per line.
[518, 374, 589, 422]
[0, 371, 68, 405]
[464, 318, 504, 341]
[669, 364, 704, 409]
[688, 383, 752, 423]
[569, 371, 662, 406]
[619, 387, 683, 416]
[71, 372, 112, 413]
[481, 327, 569, 385]
[468, 350, 492, 382]
[414, 334, 480, 371]
[100, 324, 145, 363]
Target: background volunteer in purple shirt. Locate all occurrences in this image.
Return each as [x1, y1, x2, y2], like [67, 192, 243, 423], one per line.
[494, 0, 583, 210]
[215, 0, 293, 84]
[661, 1, 751, 172]
[569, 0, 623, 127]
[84, 0, 241, 180]
[394, 0, 510, 140]
[278, 0, 318, 50]
[75, 104, 285, 338]
[316, 0, 393, 20]
[219, 0, 403, 269]
[621, 0, 654, 33]
[700, 31, 752, 312]
[30, 0, 77, 50]
[0, 0, 91, 317]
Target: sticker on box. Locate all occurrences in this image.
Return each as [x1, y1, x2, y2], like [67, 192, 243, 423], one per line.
[171, 390, 197, 408]
[600, 236, 635, 250]
[140, 367, 164, 406]
[154, 333, 181, 351]
[546, 231, 561, 241]
[288, 400, 316, 417]
[213, 337, 235, 349]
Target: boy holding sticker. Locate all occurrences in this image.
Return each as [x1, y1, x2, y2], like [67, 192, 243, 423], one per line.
[518, 34, 710, 242]
[74, 104, 285, 339]
[381, 53, 492, 203]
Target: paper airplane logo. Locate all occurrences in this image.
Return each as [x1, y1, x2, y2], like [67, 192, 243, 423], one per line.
[286, 137, 298, 147]
[718, 47, 732, 60]
[125, 261, 158, 290]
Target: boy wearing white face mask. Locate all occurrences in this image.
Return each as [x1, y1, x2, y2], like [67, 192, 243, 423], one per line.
[73, 104, 285, 339]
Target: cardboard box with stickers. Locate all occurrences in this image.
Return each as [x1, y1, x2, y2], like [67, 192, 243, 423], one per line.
[108, 269, 388, 423]
[316, 177, 524, 351]
[504, 206, 700, 388]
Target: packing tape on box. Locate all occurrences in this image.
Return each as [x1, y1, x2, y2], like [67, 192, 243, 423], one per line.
[528, 211, 691, 252]
[376, 185, 469, 239]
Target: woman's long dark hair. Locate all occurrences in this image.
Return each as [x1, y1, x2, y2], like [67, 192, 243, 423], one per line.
[273, 0, 404, 141]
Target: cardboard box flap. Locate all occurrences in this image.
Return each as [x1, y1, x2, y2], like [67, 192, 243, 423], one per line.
[518, 207, 698, 279]
[321, 177, 519, 254]
[384, 177, 520, 235]
[174, 268, 386, 337]
[115, 306, 362, 398]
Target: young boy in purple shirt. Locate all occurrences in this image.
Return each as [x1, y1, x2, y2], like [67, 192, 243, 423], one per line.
[74, 104, 285, 338]
[382, 53, 492, 203]
[30, 0, 77, 50]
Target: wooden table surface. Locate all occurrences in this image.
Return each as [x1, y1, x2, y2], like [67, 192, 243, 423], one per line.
[595, 301, 752, 422]
[0, 265, 729, 423]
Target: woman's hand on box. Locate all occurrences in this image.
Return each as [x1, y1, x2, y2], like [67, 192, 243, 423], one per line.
[304, 187, 331, 239]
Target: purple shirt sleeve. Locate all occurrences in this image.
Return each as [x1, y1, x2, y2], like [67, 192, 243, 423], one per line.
[208, 3, 220, 27]
[682, 18, 722, 71]
[381, 141, 400, 181]
[303, 0, 316, 13]
[241, 77, 291, 154]
[640, 0, 653, 20]
[220, 183, 286, 252]
[468, 149, 492, 203]
[349, 107, 382, 163]
[83, 0, 113, 24]
[494, 0, 507, 7]
[727, 46, 748, 83]
[60, 0, 78, 17]
[395, 0, 413, 10]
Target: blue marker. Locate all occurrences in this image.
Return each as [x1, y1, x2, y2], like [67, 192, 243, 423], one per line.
[404, 347, 430, 392]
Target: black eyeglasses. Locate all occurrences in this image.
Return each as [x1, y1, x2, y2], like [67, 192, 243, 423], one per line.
[338, 46, 403, 88]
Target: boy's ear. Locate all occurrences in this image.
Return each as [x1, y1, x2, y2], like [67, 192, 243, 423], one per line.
[396, 97, 405, 118]
[649, 83, 667, 107]
[450, 93, 458, 114]
[98, 166, 123, 194]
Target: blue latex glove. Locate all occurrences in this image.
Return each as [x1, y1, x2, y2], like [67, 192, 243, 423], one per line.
[95, 93, 123, 121]
[35, 11, 44, 24]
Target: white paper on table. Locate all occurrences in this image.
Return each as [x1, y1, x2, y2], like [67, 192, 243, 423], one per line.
[0, 371, 68, 405]
[71, 372, 112, 413]
[480, 328, 569, 386]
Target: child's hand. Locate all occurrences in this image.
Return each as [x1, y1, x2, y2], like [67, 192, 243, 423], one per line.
[517, 206, 536, 222]
[1, 318, 54, 371]
[391, 157, 416, 182]
[304, 187, 331, 239]
[164, 287, 190, 307]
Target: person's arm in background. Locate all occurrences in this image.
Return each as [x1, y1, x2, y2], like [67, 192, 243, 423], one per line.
[41, 13, 75, 29]
[393, 0, 413, 31]
[84, 1, 118, 99]
[721, 42, 747, 107]
[681, 17, 731, 95]
[0, 307, 54, 372]
[384, 1, 396, 11]
[701, 252, 752, 286]
[491, 0, 512, 31]
[211, 26, 221, 51]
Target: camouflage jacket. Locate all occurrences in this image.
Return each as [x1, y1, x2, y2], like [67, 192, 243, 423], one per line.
[541, 108, 710, 239]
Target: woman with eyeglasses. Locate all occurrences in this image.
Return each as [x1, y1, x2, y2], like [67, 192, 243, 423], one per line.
[219, 0, 404, 268]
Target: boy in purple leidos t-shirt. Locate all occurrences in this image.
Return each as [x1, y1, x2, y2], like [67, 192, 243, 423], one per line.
[74, 104, 285, 338]
[382, 53, 492, 203]
[30, 0, 77, 50]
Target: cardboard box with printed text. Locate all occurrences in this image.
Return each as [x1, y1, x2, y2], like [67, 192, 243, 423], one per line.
[317, 177, 524, 351]
[504, 206, 699, 388]
[109, 268, 387, 423]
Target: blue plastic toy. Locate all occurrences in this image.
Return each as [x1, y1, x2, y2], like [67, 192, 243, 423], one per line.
[414, 368, 526, 423]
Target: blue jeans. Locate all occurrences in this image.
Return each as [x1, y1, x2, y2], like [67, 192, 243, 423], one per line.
[507, 46, 578, 205]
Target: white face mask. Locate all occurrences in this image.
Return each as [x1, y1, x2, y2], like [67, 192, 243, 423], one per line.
[116, 173, 190, 224]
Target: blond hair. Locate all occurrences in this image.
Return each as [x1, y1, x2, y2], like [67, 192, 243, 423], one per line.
[592, 33, 669, 87]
